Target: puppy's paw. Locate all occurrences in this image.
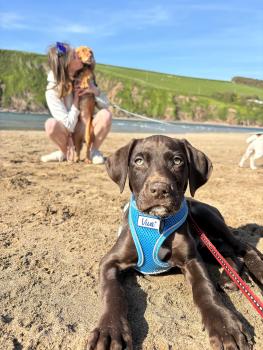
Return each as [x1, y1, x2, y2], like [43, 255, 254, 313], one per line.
[218, 273, 239, 291]
[244, 249, 263, 284]
[218, 258, 244, 292]
[206, 310, 253, 350]
[86, 314, 133, 350]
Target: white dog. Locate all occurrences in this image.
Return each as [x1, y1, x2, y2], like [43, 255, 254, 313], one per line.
[239, 133, 263, 169]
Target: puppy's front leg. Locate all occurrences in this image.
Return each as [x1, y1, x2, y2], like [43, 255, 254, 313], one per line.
[86, 232, 137, 350]
[183, 257, 252, 350]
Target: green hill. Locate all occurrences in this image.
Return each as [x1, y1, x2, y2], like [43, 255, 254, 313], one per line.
[0, 49, 263, 125]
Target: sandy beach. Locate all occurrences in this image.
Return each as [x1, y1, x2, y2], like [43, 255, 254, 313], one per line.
[0, 130, 262, 350]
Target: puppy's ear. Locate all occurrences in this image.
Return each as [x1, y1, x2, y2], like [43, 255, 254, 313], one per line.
[105, 139, 136, 193]
[181, 139, 213, 197]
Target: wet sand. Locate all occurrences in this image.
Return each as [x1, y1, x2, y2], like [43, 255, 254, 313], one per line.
[0, 131, 262, 350]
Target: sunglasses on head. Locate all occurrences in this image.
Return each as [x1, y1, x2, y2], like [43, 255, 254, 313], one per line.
[56, 42, 67, 56]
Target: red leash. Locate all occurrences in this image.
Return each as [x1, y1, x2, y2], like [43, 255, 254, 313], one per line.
[190, 216, 263, 318]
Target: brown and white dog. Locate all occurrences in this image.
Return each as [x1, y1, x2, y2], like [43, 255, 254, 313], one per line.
[72, 46, 96, 163]
[239, 133, 263, 169]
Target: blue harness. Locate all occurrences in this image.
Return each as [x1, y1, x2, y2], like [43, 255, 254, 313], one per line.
[128, 195, 188, 275]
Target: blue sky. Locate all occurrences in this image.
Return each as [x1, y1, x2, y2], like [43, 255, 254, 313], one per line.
[0, 0, 262, 81]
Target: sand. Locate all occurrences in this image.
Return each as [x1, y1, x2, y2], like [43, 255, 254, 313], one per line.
[0, 131, 262, 350]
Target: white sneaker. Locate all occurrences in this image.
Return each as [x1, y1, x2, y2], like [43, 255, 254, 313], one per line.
[91, 149, 105, 165]
[40, 150, 66, 163]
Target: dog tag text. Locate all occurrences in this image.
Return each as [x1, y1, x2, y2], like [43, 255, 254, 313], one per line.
[138, 216, 160, 230]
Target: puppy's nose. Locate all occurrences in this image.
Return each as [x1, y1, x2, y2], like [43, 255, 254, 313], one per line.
[149, 182, 171, 198]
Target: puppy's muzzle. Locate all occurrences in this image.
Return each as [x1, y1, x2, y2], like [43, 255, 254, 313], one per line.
[148, 181, 172, 199]
[140, 180, 180, 216]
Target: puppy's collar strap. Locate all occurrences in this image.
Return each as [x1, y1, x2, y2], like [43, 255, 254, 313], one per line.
[128, 195, 188, 275]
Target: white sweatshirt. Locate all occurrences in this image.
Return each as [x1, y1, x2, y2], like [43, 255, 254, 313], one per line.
[45, 71, 80, 132]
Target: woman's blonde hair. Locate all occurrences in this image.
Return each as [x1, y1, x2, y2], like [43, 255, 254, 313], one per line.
[47, 43, 74, 98]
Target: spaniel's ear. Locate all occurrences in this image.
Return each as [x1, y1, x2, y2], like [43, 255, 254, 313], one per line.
[181, 139, 213, 196]
[105, 139, 137, 193]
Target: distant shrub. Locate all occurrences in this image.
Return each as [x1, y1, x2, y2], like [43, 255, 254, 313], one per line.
[212, 92, 238, 103]
[232, 76, 263, 89]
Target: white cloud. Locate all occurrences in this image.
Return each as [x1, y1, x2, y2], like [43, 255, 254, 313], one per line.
[0, 5, 172, 38]
[0, 12, 28, 29]
[54, 22, 115, 38]
[0, 11, 115, 39]
[59, 24, 94, 34]
[131, 6, 171, 25]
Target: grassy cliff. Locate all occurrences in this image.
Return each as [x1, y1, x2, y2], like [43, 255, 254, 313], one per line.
[1, 49, 263, 125]
[0, 50, 47, 112]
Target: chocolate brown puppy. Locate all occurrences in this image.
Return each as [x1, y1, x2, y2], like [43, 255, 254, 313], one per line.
[87, 135, 263, 350]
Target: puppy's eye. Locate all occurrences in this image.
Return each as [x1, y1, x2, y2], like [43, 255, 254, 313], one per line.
[173, 157, 183, 166]
[135, 157, 144, 166]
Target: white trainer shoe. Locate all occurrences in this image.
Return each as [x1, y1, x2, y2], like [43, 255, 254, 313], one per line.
[91, 149, 105, 165]
[40, 150, 66, 163]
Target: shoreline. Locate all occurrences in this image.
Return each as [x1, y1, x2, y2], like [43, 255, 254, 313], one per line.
[1, 109, 263, 129]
